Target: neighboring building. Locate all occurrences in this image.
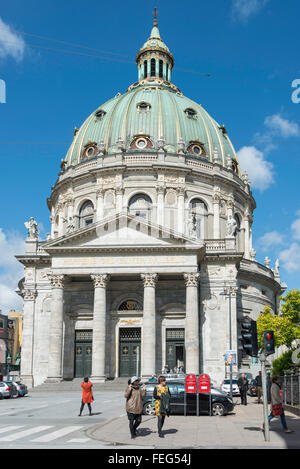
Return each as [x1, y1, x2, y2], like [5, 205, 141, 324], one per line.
[0, 313, 8, 377]
[16, 17, 286, 388]
[8, 311, 23, 369]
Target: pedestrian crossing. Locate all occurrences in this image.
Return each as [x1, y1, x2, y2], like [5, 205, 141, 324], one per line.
[0, 425, 90, 444]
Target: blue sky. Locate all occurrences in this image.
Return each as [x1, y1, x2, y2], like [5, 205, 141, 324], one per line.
[0, 0, 299, 312]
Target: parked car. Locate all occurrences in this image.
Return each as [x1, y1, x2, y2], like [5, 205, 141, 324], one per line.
[0, 382, 11, 399]
[142, 380, 234, 417]
[247, 379, 258, 397]
[7, 381, 28, 397]
[221, 379, 240, 396]
[0, 381, 17, 398]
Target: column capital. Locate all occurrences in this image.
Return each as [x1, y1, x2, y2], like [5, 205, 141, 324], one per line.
[91, 273, 110, 288]
[141, 273, 158, 287]
[184, 272, 200, 287]
[47, 273, 65, 288]
[21, 289, 37, 301]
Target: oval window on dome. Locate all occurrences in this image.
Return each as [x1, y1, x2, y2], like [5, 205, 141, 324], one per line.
[185, 108, 197, 119]
[95, 109, 106, 120]
[136, 138, 147, 149]
[137, 101, 151, 112]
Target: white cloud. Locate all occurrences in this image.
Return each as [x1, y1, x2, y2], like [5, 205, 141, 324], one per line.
[257, 230, 285, 251]
[0, 17, 25, 62]
[231, 0, 269, 22]
[279, 242, 300, 273]
[237, 145, 274, 191]
[291, 216, 300, 240]
[264, 114, 300, 138]
[0, 228, 25, 314]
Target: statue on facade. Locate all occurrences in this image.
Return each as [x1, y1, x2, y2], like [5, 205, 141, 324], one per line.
[24, 217, 39, 240]
[275, 258, 280, 275]
[226, 214, 237, 237]
[66, 216, 75, 234]
[188, 213, 197, 238]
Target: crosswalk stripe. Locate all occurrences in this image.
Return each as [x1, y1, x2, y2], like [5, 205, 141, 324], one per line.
[0, 426, 53, 442]
[31, 426, 83, 443]
[0, 426, 24, 434]
[68, 438, 90, 443]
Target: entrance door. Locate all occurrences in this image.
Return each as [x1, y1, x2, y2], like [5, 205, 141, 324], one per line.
[119, 328, 141, 377]
[166, 328, 185, 371]
[74, 330, 93, 378]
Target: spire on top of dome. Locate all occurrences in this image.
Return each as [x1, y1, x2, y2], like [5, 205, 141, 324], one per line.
[150, 7, 161, 39]
[136, 9, 174, 83]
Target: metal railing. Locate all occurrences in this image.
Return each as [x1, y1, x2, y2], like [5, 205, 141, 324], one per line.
[280, 372, 300, 408]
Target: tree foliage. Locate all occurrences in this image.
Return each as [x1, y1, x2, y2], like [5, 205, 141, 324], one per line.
[257, 289, 300, 350]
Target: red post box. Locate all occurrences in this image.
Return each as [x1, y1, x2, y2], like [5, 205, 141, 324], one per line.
[198, 374, 210, 393]
[185, 374, 197, 393]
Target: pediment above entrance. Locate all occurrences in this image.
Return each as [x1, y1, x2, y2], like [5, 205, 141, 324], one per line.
[42, 213, 201, 252]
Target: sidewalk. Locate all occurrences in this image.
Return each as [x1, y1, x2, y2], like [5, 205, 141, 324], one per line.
[87, 397, 300, 449]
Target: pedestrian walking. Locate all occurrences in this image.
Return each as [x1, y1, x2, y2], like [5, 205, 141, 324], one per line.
[237, 373, 249, 405]
[153, 375, 171, 438]
[255, 371, 262, 403]
[124, 376, 146, 439]
[260, 376, 294, 433]
[78, 377, 93, 416]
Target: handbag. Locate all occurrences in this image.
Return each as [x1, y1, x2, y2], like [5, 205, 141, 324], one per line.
[272, 403, 283, 416]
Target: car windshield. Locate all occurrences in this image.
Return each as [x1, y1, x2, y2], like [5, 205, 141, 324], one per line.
[223, 380, 238, 384]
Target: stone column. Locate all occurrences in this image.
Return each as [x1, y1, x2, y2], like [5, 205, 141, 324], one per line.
[184, 272, 200, 375]
[91, 274, 110, 382]
[47, 274, 65, 382]
[177, 187, 185, 234]
[20, 289, 37, 388]
[141, 273, 158, 378]
[213, 193, 220, 239]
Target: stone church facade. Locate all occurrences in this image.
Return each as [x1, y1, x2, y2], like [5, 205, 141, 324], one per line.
[16, 18, 285, 388]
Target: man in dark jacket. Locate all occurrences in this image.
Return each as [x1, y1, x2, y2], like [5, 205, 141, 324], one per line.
[237, 373, 249, 405]
[255, 371, 262, 403]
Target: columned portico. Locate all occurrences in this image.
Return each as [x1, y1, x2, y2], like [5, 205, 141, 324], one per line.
[91, 273, 110, 382]
[141, 273, 158, 378]
[47, 274, 65, 382]
[184, 272, 200, 375]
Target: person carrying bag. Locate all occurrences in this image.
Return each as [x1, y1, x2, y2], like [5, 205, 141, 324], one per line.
[153, 375, 171, 438]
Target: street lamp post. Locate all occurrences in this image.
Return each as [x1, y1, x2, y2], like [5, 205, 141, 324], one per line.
[220, 286, 236, 400]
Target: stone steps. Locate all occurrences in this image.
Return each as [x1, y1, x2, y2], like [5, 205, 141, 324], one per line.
[30, 378, 129, 393]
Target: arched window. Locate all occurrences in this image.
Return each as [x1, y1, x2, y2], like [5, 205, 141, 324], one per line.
[151, 58, 156, 77]
[79, 201, 94, 228]
[159, 60, 163, 78]
[189, 198, 208, 239]
[128, 194, 152, 220]
[118, 299, 142, 311]
[144, 60, 148, 78]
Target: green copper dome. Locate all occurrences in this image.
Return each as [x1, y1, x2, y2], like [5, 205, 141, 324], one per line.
[64, 19, 239, 173]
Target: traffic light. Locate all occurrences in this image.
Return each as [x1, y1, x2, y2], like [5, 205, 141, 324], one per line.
[263, 330, 275, 356]
[239, 320, 258, 357]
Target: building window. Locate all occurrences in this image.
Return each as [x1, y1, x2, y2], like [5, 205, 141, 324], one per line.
[128, 193, 152, 220]
[189, 198, 208, 239]
[151, 58, 156, 77]
[79, 201, 94, 228]
[185, 108, 197, 119]
[95, 109, 106, 120]
[187, 142, 207, 156]
[118, 300, 142, 311]
[159, 60, 163, 78]
[137, 101, 151, 112]
[143, 60, 148, 78]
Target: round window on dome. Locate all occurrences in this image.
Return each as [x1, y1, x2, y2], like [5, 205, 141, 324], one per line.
[86, 146, 95, 157]
[192, 145, 202, 155]
[136, 138, 147, 149]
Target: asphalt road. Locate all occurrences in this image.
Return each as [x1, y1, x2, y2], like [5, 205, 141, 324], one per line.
[0, 391, 129, 449]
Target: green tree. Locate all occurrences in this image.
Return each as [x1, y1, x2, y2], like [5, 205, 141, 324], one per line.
[257, 289, 300, 350]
